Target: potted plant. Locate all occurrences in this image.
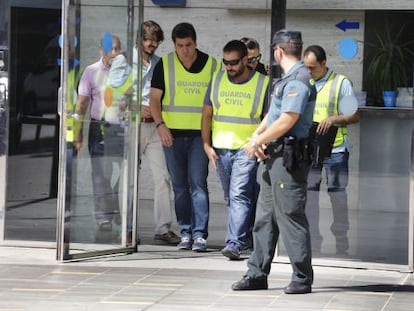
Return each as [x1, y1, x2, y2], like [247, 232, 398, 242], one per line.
[365, 21, 414, 107]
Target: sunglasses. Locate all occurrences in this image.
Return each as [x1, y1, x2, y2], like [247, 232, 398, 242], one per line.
[222, 58, 241, 66]
[248, 54, 261, 63]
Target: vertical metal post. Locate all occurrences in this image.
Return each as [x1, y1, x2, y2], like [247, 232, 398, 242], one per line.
[56, 0, 69, 261]
[271, 0, 286, 40]
[270, 0, 286, 80]
[56, 0, 81, 260]
[0, 0, 9, 244]
[126, 0, 135, 63]
[409, 68, 414, 271]
[131, 0, 144, 248]
[271, 0, 286, 258]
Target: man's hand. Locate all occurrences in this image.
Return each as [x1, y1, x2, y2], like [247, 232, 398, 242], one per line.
[156, 122, 173, 147]
[74, 134, 83, 152]
[141, 105, 152, 119]
[203, 144, 219, 170]
[244, 136, 267, 161]
[244, 143, 267, 161]
[317, 110, 360, 135]
[317, 117, 334, 135]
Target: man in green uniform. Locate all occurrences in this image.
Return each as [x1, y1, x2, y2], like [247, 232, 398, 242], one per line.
[232, 30, 316, 294]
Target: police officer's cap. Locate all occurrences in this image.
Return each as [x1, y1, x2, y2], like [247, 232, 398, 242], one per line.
[271, 30, 302, 47]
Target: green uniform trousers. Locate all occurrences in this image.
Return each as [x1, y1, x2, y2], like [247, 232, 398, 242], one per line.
[247, 155, 313, 285]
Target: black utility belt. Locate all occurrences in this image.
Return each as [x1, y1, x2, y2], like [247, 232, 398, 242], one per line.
[264, 141, 284, 157]
[265, 136, 311, 171]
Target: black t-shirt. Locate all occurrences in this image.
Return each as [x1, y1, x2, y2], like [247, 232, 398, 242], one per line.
[151, 49, 210, 91]
[255, 62, 268, 75]
[151, 49, 210, 137]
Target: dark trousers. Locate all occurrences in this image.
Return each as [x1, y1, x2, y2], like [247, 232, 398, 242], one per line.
[88, 121, 124, 223]
[247, 156, 313, 285]
[163, 136, 209, 239]
[306, 151, 349, 252]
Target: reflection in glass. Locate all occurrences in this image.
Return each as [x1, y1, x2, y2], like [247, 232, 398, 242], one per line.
[5, 5, 61, 242]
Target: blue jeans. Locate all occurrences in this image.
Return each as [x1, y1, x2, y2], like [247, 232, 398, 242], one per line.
[215, 148, 258, 249]
[163, 136, 209, 239]
[306, 151, 349, 252]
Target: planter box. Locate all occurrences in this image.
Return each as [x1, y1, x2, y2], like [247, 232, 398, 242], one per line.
[396, 87, 413, 108]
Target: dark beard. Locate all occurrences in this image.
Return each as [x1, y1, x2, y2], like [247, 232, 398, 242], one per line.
[144, 50, 154, 57]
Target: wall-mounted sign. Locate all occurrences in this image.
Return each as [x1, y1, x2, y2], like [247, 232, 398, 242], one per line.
[338, 37, 358, 59]
[335, 19, 360, 32]
[152, 0, 186, 7]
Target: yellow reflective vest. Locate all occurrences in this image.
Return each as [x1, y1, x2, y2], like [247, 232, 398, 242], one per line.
[313, 72, 348, 147]
[103, 61, 133, 124]
[210, 71, 269, 149]
[66, 68, 79, 142]
[162, 52, 219, 130]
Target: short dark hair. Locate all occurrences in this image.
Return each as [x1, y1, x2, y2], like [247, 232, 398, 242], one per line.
[271, 30, 302, 47]
[240, 37, 260, 51]
[171, 22, 197, 43]
[304, 45, 327, 63]
[138, 20, 164, 44]
[223, 40, 248, 59]
[272, 29, 303, 59]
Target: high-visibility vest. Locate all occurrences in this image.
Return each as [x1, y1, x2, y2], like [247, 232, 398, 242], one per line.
[66, 67, 81, 142]
[104, 72, 133, 104]
[313, 72, 348, 147]
[103, 61, 133, 124]
[162, 52, 219, 130]
[210, 71, 268, 149]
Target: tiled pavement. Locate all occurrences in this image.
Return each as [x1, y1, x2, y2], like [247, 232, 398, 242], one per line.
[0, 244, 413, 311]
[1, 163, 414, 310]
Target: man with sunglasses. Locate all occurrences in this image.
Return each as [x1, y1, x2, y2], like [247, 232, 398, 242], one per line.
[232, 30, 316, 294]
[240, 37, 268, 75]
[202, 40, 269, 260]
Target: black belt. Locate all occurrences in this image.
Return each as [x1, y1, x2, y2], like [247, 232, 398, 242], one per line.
[90, 118, 122, 128]
[264, 138, 311, 159]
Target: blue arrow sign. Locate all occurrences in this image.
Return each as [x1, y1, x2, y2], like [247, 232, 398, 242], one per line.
[336, 19, 360, 32]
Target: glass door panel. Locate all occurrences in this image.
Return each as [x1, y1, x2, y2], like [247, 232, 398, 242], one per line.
[4, 1, 61, 244]
[57, 0, 142, 261]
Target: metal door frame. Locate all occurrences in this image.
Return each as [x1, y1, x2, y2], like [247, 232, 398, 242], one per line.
[56, 0, 144, 261]
[0, 0, 9, 245]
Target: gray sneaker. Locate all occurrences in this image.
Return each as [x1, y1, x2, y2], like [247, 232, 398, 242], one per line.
[177, 237, 192, 250]
[153, 231, 181, 245]
[192, 237, 207, 252]
[221, 243, 241, 260]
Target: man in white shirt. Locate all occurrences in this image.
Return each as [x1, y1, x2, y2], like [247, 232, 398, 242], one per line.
[134, 20, 179, 245]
